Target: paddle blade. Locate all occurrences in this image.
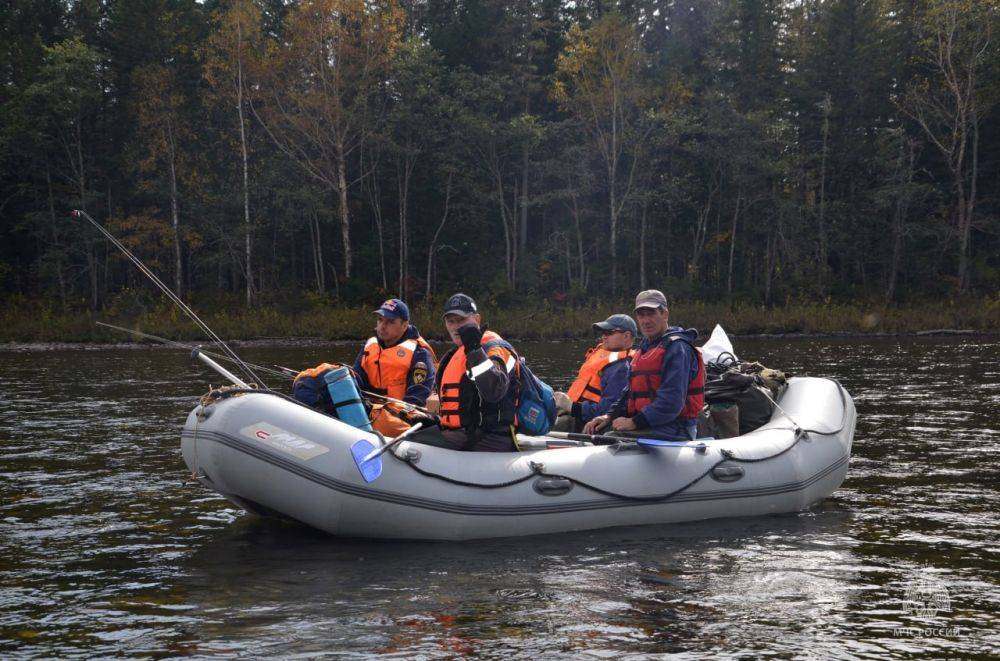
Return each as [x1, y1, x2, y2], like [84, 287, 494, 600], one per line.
[351, 439, 383, 483]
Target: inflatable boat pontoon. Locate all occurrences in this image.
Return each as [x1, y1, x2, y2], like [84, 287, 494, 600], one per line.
[180, 376, 854, 540]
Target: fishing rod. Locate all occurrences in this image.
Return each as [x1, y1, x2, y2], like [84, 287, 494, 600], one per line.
[98, 321, 433, 413]
[73, 209, 265, 388]
[96, 322, 296, 380]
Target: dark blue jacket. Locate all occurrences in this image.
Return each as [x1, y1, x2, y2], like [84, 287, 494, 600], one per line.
[610, 326, 700, 440]
[572, 359, 630, 423]
[352, 325, 436, 405]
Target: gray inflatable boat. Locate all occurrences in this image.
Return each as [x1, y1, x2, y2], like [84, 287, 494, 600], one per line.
[180, 376, 854, 540]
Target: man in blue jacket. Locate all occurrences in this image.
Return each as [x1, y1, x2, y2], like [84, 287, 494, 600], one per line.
[583, 290, 705, 441]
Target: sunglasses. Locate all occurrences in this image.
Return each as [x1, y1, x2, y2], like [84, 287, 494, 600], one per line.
[601, 329, 626, 337]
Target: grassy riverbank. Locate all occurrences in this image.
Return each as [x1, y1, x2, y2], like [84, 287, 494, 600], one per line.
[2, 295, 998, 344]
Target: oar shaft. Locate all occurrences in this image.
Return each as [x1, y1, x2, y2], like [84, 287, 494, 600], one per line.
[546, 430, 622, 445]
[362, 389, 431, 414]
[193, 347, 249, 388]
[361, 421, 425, 462]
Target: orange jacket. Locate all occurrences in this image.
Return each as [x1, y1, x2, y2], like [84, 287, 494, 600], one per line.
[357, 331, 436, 402]
[437, 330, 517, 431]
[567, 345, 635, 403]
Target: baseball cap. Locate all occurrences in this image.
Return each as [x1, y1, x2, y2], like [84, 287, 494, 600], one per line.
[634, 289, 668, 312]
[442, 293, 478, 318]
[374, 298, 409, 321]
[592, 313, 638, 335]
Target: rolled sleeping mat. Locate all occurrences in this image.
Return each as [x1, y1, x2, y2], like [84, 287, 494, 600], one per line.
[323, 366, 373, 432]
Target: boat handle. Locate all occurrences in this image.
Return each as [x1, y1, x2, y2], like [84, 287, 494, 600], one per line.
[711, 464, 745, 482]
[534, 477, 573, 496]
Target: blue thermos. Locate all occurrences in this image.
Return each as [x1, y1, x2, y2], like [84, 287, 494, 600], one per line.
[323, 366, 373, 432]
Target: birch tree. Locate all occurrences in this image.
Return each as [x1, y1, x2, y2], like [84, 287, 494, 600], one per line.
[901, 0, 994, 292]
[203, 0, 265, 307]
[253, 0, 404, 281]
[553, 13, 651, 292]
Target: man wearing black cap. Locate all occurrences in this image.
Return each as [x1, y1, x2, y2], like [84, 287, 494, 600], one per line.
[583, 290, 706, 441]
[427, 293, 521, 452]
[553, 314, 636, 432]
[353, 298, 437, 437]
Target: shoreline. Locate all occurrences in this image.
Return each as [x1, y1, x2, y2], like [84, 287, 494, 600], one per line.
[1, 328, 992, 352]
[2, 297, 997, 348]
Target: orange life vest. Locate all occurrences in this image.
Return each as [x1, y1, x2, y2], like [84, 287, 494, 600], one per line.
[567, 345, 636, 404]
[626, 334, 705, 419]
[438, 330, 516, 431]
[359, 334, 436, 401]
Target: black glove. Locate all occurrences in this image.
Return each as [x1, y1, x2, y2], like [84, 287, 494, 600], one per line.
[458, 323, 483, 353]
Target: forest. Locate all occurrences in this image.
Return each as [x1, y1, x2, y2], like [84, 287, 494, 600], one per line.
[1, 0, 999, 339]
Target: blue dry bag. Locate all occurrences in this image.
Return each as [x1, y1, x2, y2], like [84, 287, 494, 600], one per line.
[323, 366, 373, 432]
[484, 339, 556, 436]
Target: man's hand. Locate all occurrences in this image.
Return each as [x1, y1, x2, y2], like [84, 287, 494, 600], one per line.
[583, 415, 610, 435]
[612, 416, 637, 431]
[457, 323, 483, 353]
[425, 393, 440, 414]
[553, 391, 572, 414]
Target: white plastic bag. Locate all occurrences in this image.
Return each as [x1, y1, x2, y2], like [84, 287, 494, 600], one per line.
[701, 324, 737, 364]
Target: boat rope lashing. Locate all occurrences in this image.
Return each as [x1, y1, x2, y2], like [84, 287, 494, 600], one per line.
[389, 448, 730, 502]
[386, 380, 852, 502]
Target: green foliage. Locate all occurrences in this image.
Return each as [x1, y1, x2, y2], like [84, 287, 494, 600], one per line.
[1, 0, 999, 335]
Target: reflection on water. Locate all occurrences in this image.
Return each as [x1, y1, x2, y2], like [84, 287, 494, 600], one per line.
[1, 336, 998, 657]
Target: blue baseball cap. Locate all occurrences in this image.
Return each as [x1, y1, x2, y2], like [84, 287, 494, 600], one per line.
[374, 298, 409, 321]
[593, 313, 637, 335]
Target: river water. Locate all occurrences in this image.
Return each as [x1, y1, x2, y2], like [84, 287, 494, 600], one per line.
[1, 336, 997, 658]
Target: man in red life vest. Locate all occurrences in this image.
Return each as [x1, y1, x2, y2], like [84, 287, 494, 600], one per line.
[552, 314, 636, 432]
[353, 298, 437, 437]
[425, 293, 520, 452]
[583, 290, 705, 441]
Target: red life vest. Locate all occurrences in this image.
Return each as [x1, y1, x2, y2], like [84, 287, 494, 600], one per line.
[567, 345, 635, 404]
[626, 334, 705, 419]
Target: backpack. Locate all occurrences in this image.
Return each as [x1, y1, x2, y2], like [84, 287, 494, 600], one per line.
[483, 339, 557, 436]
[703, 358, 787, 437]
[292, 363, 338, 415]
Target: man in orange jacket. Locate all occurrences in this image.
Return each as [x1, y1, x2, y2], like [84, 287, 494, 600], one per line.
[553, 314, 636, 432]
[353, 298, 437, 436]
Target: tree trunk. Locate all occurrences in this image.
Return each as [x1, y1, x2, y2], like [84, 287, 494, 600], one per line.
[639, 199, 648, 290]
[237, 37, 253, 307]
[885, 138, 916, 304]
[397, 153, 415, 299]
[520, 137, 529, 255]
[690, 169, 720, 281]
[727, 186, 743, 297]
[960, 106, 980, 292]
[74, 122, 100, 310]
[818, 93, 831, 293]
[166, 123, 182, 300]
[45, 163, 67, 308]
[609, 180, 618, 293]
[309, 212, 324, 293]
[571, 192, 586, 290]
[336, 147, 352, 279]
[425, 174, 453, 300]
[365, 162, 389, 290]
